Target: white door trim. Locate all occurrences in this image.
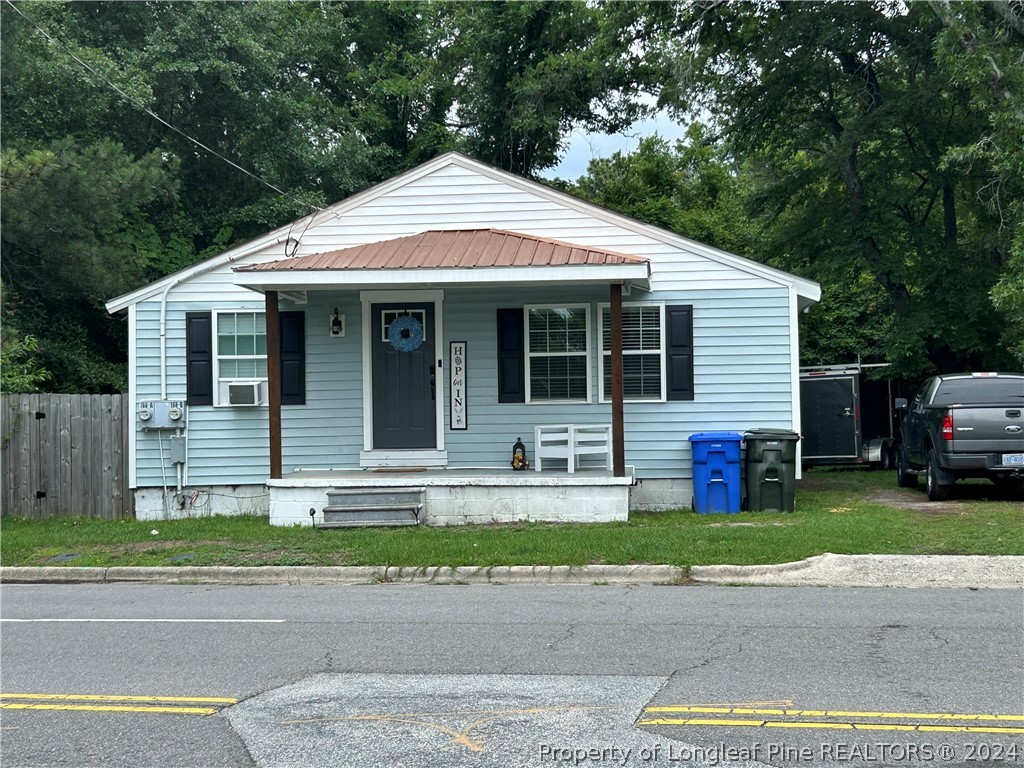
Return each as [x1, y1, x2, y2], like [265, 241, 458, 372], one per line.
[360, 289, 445, 455]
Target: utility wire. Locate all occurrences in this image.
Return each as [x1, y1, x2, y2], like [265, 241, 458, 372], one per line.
[4, 0, 324, 214]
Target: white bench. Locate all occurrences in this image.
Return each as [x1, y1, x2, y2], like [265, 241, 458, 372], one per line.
[534, 424, 613, 473]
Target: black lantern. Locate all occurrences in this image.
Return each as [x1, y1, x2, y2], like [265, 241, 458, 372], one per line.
[511, 437, 529, 471]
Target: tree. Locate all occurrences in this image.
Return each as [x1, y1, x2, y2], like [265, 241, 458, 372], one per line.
[930, 1, 1024, 365]
[443, 1, 645, 176]
[1, 140, 177, 391]
[570, 126, 761, 256]
[634, 1, 1017, 376]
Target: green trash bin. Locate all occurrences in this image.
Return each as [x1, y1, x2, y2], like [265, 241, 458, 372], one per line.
[744, 428, 801, 512]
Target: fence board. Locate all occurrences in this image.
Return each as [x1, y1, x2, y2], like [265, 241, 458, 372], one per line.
[111, 397, 126, 517]
[1, 394, 132, 519]
[59, 397, 74, 518]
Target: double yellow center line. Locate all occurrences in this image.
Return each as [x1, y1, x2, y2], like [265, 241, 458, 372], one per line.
[638, 706, 1024, 735]
[0, 693, 237, 716]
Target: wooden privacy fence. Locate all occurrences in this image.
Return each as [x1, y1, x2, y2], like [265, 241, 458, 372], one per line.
[1, 394, 132, 519]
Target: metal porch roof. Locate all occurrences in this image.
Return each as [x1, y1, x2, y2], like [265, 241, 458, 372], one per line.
[237, 229, 649, 272]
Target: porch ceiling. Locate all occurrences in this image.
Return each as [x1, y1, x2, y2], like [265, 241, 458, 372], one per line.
[233, 229, 651, 292]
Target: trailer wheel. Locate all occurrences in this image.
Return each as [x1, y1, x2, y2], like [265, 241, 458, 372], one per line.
[880, 446, 894, 471]
[926, 448, 952, 501]
[896, 446, 917, 488]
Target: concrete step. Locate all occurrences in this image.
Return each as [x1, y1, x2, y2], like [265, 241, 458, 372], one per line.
[317, 518, 420, 529]
[320, 487, 425, 528]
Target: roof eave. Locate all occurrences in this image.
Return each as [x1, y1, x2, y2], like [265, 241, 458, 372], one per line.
[233, 263, 651, 293]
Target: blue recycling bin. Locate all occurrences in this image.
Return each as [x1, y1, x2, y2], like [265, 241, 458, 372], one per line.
[688, 431, 743, 514]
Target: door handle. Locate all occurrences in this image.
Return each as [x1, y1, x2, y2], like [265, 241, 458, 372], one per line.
[429, 364, 436, 401]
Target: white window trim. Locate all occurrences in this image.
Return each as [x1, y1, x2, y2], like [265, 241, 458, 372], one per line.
[212, 309, 268, 407]
[524, 303, 593, 404]
[359, 289, 446, 454]
[598, 301, 667, 404]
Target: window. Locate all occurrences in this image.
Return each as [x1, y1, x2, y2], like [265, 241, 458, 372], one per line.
[186, 310, 305, 406]
[525, 305, 591, 402]
[600, 304, 665, 402]
[381, 309, 427, 343]
[215, 311, 267, 404]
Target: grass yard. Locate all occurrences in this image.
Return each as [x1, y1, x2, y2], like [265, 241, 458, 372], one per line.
[1, 469, 1021, 568]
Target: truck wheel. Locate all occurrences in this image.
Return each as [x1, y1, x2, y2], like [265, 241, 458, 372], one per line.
[926, 448, 951, 501]
[896, 446, 917, 488]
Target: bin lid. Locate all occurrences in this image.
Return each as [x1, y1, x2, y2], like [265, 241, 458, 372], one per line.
[744, 427, 801, 440]
[688, 431, 743, 442]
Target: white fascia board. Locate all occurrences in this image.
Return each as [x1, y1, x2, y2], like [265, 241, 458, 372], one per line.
[105, 155, 462, 314]
[448, 155, 822, 302]
[233, 263, 651, 292]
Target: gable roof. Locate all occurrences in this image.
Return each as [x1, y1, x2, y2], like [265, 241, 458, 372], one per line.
[106, 152, 819, 313]
[240, 229, 649, 272]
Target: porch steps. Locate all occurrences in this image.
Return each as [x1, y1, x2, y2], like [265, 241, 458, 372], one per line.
[319, 487, 424, 528]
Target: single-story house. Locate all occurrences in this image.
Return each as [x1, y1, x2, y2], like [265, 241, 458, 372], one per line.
[106, 152, 820, 525]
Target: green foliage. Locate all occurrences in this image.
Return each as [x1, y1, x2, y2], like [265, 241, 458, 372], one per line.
[2, 0, 1019, 389]
[930, 2, 1024, 366]
[635, 1, 1020, 376]
[0, 327, 50, 394]
[570, 126, 761, 257]
[0, 139, 178, 392]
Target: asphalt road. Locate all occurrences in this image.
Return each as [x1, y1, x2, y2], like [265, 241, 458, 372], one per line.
[1, 583, 1022, 768]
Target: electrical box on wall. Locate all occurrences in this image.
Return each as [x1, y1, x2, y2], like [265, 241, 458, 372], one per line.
[137, 400, 187, 429]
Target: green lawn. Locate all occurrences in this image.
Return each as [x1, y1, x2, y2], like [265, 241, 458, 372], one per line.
[2, 469, 1021, 568]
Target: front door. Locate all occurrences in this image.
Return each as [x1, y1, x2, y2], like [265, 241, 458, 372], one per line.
[371, 303, 436, 449]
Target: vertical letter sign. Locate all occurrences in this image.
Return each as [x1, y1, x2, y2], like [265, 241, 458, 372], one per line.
[450, 341, 468, 430]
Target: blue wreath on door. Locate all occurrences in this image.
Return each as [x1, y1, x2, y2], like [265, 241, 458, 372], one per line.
[389, 314, 424, 352]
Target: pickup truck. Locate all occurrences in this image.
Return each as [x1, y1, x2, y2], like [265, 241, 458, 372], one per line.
[895, 372, 1024, 500]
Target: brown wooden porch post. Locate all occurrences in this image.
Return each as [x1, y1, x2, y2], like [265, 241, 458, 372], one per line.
[266, 290, 283, 480]
[610, 283, 626, 477]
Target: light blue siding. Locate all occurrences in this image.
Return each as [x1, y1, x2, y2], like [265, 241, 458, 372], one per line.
[134, 285, 793, 487]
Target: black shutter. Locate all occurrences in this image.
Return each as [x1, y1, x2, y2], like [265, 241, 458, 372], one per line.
[497, 308, 525, 403]
[279, 311, 305, 406]
[666, 305, 694, 401]
[186, 312, 213, 406]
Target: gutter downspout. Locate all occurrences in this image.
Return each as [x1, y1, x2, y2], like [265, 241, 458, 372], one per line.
[154, 236, 298, 505]
[157, 236, 299, 399]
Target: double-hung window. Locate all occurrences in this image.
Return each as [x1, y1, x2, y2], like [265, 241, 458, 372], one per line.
[600, 303, 665, 402]
[525, 305, 591, 402]
[215, 311, 267, 404]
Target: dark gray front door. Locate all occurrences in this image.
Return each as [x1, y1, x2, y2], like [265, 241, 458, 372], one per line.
[371, 303, 436, 449]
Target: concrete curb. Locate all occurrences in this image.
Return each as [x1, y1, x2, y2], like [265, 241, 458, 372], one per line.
[0, 564, 686, 586]
[3, 555, 1022, 588]
[690, 553, 1024, 589]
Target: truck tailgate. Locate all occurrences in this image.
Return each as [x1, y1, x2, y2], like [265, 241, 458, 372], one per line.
[948, 406, 1024, 455]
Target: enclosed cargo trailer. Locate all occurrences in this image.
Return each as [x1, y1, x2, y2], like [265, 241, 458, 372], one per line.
[800, 363, 903, 468]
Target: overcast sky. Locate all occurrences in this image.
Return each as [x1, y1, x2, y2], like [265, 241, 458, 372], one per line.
[541, 110, 687, 182]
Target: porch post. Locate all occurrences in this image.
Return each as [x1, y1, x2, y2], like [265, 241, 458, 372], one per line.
[610, 283, 626, 477]
[266, 290, 283, 480]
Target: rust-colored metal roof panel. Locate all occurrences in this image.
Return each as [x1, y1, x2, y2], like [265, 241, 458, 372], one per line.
[239, 229, 648, 272]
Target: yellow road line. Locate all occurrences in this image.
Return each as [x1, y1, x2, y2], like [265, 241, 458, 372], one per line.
[637, 718, 1024, 735]
[2, 693, 237, 705]
[0, 703, 219, 716]
[645, 705, 1024, 722]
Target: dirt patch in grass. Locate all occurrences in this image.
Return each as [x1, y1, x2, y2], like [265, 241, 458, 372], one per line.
[866, 489, 972, 515]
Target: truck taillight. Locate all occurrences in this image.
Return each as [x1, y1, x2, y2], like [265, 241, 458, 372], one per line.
[941, 414, 954, 440]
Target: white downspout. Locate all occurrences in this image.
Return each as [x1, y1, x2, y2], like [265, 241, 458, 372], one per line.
[156, 236, 298, 509]
[157, 236, 297, 399]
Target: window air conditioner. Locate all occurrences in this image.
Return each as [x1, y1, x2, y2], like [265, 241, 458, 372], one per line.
[227, 381, 264, 406]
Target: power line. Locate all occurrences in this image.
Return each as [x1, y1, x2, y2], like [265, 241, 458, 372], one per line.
[4, 0, 323, 214]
